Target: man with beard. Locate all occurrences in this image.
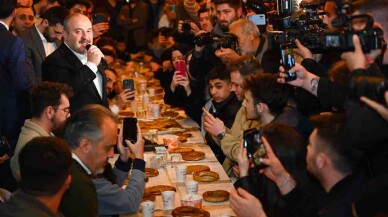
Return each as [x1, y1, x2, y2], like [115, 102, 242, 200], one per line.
[104, 67, 135, 114]
[212, 0, 242, 36]
[42, 13, 108, 113]
[215, 19, 279, 73]
[32, 0, 62, 18]
[10, 81, 72, 182]
[21, 6, 69, 85]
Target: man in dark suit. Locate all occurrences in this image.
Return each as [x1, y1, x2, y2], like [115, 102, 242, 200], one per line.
[0, 0, 32, 152]
[60, 104, 117, 217]
[42, 13, 108, 113]
[21, 6, 69, 85]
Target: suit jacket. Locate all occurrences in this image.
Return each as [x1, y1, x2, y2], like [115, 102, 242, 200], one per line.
[118, 1, 149, 49]
[0, 23, 32, 151]
[42, 44, 109, 113]
[59, 160, 98, 217]
[20, 25, 46, 85]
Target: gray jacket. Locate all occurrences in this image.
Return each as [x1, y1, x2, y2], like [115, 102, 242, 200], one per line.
[93, 158, 146, 217]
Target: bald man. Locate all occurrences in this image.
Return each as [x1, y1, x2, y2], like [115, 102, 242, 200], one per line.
[42, 13, 108, 113]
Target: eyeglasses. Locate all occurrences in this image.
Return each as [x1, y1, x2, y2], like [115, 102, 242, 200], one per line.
[53, 107, 71, 115]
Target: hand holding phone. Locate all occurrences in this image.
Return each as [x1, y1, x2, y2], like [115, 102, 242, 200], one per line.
[122, 79, 135, 100]
[175, 60, 187, 77]
[243, 129, 267, 169]
[280, 43, 296, 82]
[123, 118, 138, 144]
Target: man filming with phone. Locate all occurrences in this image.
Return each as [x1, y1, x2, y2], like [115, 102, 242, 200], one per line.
[104, 67, 135, 115]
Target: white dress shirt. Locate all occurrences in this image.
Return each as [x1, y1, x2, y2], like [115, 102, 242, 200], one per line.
[64, 43, 103, 98]
[35, 25, 57, 56]
[72, 153, 92, 175]
[0, 21, 9, 30]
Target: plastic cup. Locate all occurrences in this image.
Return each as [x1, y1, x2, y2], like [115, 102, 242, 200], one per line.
[185, 181, 198, 194]
[141, 201, 155, 217]
[162, 191, 176, 210]
[176, 164, 187, 182]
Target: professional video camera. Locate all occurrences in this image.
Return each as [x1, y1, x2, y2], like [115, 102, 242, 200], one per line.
[194, 33, 239, 51]
[267, 0, 386, 53]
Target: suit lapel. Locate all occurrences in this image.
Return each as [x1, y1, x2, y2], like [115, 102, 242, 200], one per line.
[30, 26, 46, 60]
[97, 64, 107, 101]
[61, 45, 103, 102]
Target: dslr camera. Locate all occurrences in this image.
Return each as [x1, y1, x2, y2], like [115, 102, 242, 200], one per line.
[243, 129, 267, 169]
[182, 20, 192, 34]
[194, 33, 239, 52]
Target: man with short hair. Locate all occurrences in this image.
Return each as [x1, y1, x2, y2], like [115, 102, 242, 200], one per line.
[198, 6, 214, 33]
[21, 6, 69, 84]
[32, 0, 62, 18]
[104, 67, 134, 114]
[202, 65, 241, 163]
[0, 0, 32, 152]
[12, 6, 35, 36]
[42, 13, 108, 113]
[212, 0, 241, 35]
[203, 55, 261, 174]
[59, 104, 118, 217]
[11, 81, 72, 181]
[66, 0, 109, 43]
[0, 137, 72, 217]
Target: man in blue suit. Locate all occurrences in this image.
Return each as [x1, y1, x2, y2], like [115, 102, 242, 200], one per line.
[0, 0, 32, 153]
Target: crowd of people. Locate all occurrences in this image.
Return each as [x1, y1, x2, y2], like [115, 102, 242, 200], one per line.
[1, 0, 388, 216]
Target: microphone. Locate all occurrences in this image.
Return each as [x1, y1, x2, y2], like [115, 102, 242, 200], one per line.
[85, 44, 109, 68]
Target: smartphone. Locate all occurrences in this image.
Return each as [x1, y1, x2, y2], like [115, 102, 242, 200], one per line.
[248, 14, 266, 26]
[122, 79, 135, 100]
[92, 14, 108, 25]
[243, 129, 267, 169]
[280, 43, 296, 82]
[176, 60, 186, 77]
[123, 118, 138, 144]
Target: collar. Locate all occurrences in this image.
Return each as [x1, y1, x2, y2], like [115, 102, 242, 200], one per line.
[255, 35, 266, 57]
[64, 42, 87, 64]
[72, 153, 92, 175]
[0, 21, 9, 30]
[213, 93, 236, 110]
[35, 25, 48, 43]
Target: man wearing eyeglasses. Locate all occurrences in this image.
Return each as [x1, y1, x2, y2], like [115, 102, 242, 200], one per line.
[10, 81, 73, 182]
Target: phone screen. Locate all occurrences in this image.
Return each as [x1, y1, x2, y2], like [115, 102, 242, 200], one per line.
[123, 118, 138, 144]
[248, 14, 266, 26]
[243, 129, 267, 169]
[122, 79, 135, 100]
[176, 60, 186, 77]
[280, 43, 296, 82]
[280, 43, 295, 70]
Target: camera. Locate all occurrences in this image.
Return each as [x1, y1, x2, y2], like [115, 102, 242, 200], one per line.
[351, 76, 388, 104]
[243, 129, 267, 169]
[194, 33, 239, 52]
[182, 20, 191, 33]
[267, 1, 386, 54]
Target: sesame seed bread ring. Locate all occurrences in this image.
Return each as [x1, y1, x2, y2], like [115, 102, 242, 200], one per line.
[193, 171, 219, 182]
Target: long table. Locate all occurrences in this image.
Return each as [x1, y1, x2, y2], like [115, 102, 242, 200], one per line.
[113, 76, 236, 216]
